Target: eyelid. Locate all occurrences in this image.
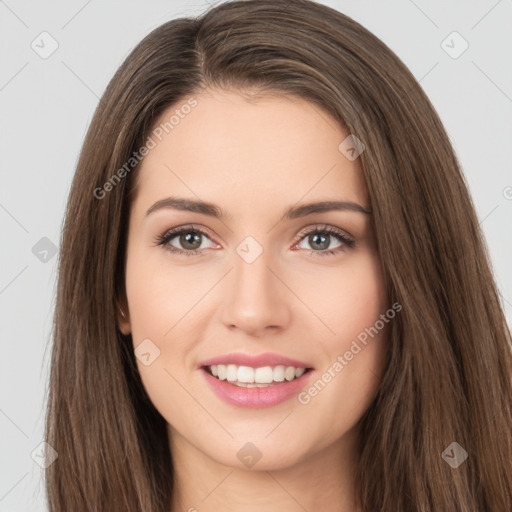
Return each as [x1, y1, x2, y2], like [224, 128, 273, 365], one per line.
[292, 224, 355, 255]
[294, 223, 353, 242]
[155, 224, 219, 254]
[159, 223, 217, 241]
[155, 223, 355, 256]
[158, 223, 352, 242]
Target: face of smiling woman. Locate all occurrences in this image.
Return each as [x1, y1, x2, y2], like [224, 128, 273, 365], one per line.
[118, 87, 389, 482]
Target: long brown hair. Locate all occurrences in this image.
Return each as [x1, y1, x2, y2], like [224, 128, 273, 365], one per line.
[44, 0, 512, 510]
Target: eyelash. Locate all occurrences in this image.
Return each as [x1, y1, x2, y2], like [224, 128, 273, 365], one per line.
[154, 224, 355, 258]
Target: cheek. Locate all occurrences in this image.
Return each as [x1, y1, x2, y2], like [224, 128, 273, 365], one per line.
[124, 252, 196, 422]
[295, 249, 387, 348]
[124, 245, 213, 404]
[334, 256, 387, 343]
[332, 252, 389, 381]
[124, 246, 197, 342]
[294, 251, 389, 422]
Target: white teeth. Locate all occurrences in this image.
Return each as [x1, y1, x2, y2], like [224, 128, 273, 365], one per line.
[226, 364, 238, 382]
[217, 364, 227, 380]
[232, 382, 273, 388]
[237, 366, 254, 383]
[207, 364, 309, 384]
[295, 367, 305, 378]
[273, 365, 285, 382]
[284, 366, 296, 381]
[254, 366, 274, 383]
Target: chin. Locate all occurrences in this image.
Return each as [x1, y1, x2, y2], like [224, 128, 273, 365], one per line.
[204, 436, 312, 472]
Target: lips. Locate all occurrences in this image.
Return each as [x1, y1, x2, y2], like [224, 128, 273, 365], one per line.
[198, 352, 315, 408]
[198, 352, 313, 369]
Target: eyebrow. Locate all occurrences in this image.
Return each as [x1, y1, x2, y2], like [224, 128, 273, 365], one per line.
[145, 196, 372, 220]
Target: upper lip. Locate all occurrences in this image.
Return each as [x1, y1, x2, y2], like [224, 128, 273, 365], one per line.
[199, 352, 314, 369]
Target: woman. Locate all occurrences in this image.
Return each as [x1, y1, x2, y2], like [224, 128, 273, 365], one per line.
[44, 0, 512, 510]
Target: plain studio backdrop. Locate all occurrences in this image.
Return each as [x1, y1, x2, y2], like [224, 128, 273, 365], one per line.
[0, 0, 511, 510]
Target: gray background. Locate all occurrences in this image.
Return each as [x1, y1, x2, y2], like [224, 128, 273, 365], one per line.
[1, 0, 511, 510]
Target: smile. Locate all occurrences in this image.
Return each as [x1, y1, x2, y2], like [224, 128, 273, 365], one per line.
[205, 364, 310, 387]
[200, 364, 314, 408]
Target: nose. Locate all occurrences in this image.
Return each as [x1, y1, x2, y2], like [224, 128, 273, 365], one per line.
[220, 246, 292, 337]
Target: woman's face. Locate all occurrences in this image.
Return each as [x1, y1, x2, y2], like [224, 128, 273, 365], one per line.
[119, 87, 390, 470]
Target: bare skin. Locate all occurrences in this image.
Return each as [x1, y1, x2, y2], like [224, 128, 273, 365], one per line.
[118, 87, 390, 512]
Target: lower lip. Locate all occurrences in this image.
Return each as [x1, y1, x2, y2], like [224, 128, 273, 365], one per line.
[201, 368, 313, 408]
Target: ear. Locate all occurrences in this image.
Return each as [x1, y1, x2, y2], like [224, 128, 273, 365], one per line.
[116, 296, 131, 335]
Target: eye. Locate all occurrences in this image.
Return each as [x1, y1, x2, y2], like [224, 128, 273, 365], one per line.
[154, 225, 217, 256]
[154, 223, 355, 257]
[294, 224, 355, 257]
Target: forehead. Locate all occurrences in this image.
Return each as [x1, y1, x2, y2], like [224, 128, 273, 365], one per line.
[132, 88, 368, 213]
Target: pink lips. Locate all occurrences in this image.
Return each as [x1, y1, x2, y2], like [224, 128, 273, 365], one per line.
[199, 352, 314, 408]
[198, 352, 312, 369]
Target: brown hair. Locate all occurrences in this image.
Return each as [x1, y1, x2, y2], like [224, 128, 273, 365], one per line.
[45, 0, 512, 510]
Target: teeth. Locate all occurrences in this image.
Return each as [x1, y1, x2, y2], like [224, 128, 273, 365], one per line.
[273, 365, 285, 382]
[217, 364, 227, 380]
[238, 366, 254, 383]
[226, 364, 238, 382]
[284, 366, 296, 381]
[232, 382, 274, 388]
[254, 366, 274, 383]
[208, 364, 308, 384]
